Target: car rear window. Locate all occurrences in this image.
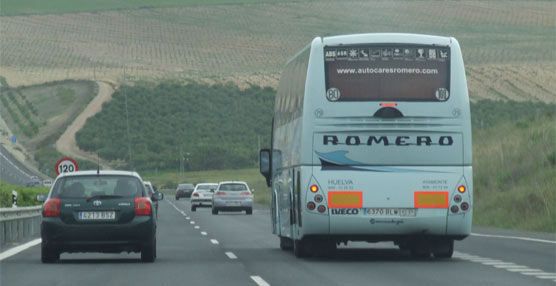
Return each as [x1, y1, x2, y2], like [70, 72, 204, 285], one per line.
[178, 184, 194, 190]
[197, 184, 217, 190]
[51, 175, 145, 199]
[219, 184, 248, 191]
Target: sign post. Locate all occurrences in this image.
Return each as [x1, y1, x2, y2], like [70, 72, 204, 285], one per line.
[55, 157, 79, 176]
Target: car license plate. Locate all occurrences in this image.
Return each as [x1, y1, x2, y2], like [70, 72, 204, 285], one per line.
[363, 208, 417, 217]
[79, 211, 116, 220]
[226, 202, 241, 207]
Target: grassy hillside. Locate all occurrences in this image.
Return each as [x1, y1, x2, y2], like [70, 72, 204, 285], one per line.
[0, 0, 299, 16]
[0, 180, 48, 207]
[76, 81, 274, 171]
[1, 1, 554, 103]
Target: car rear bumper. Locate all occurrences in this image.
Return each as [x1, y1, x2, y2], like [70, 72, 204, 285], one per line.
[41, 216, 154, 253]
[191, 198, 212, 206]
[176, 190, 193, 198]
[212, 200, 253, 210]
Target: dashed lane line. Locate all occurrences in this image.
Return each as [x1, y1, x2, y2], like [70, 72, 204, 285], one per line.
[454, 251, 555, 282]
[210, 239, 219, 245]
[194, 226, 200, 229]
[225, 252, 238, 259]
[190, 221, 195, 224]
[250, 276, 271, 286]
[201, 232, 207, 236]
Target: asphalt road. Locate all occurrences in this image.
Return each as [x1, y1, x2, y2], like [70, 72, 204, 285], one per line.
[0, 145, 35, 186]
[1, 197, 554, 286]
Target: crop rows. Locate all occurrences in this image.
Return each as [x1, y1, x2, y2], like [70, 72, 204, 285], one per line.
[0, 90, 40, 137]
[0, 1, 554, 102]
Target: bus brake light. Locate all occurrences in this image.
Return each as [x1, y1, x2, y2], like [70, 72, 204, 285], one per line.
[458, 185, 466, 193]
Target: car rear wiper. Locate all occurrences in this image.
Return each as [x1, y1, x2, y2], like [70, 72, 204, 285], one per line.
[86, 195, 124, 202]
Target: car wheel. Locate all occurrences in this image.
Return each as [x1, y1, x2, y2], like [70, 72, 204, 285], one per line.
[212, 208, 218, 215]
[41, 245, 59, 263]
[191, 205, 196, 212]
[141, 236, 156, 263]
[246, 208, 252, 215]
[175, 196, 179, 200]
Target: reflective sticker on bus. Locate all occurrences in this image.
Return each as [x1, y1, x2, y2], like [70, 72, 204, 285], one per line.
[328, 191, 363, 208]
[414, 191, 449, 208]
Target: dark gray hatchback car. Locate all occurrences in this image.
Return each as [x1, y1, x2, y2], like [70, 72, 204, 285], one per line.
[39, 170, 163, 263]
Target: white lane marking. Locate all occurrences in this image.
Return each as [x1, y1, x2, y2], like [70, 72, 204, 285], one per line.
[201, 232, 207, 236]
[225, 252, 237, 259]
[0, 238, 42, 261]
[506, 268, 542, 272]
[210, 239, 219, 245]
[186, 217, 190, 220]
[190, 221, 195, 224]
[471, 233, 556, 244]
[194, 226, 200, 229]
[454, 251, 551, 282]
[250, 276, 271, 286]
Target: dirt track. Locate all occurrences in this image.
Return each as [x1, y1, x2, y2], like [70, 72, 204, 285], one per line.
[55, 81, 114, 169]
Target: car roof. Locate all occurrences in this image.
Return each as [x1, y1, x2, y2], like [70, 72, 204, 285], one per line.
[144, 181, 152, 186]
[218, 181, 248, 185]
[196, 183, 218, 186]
[56, 170, 142, 180]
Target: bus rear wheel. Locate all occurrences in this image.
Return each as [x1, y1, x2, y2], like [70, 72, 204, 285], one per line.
[293, 239, 309, 258]
[432, 240, 454, 259]
[279, 237, 293, 251]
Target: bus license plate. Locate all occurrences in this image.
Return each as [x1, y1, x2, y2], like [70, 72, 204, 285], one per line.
[363, 208, 417, 217]
[79, 211, 116, 220]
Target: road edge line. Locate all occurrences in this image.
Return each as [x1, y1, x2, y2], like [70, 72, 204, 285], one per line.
[471, 233, 556, 244]
[0, 238, 41, 261]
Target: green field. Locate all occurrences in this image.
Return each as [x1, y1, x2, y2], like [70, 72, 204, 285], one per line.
[0, 0, 300, 16]
[1, 1, 554, 103]
[0, 180, 49, 207]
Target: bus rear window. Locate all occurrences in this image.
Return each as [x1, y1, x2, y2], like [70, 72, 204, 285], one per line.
[324, 45, 450, 102]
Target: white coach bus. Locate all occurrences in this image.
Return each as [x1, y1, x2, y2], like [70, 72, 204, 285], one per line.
[259, 33, 472, 258]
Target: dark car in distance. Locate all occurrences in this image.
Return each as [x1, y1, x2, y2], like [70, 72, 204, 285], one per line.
[175, 183, 194, 200]
[38, 170, 163, 263]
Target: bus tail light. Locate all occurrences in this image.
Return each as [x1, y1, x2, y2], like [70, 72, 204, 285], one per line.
[460, 202, 469, 211]
[310, 185, 318, 193]
[307, 202, 316, 211]
[44, 199, 60, 217]
[458, 185, 466, 193]
[135, 198, 152, 215]
[450, 205, 459, 213]
[453, 195, 462, 203]
[317, 205, 326, 213]
[314, 195, 323, 203]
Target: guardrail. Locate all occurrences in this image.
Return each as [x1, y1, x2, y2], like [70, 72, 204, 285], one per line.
[0, 206, 42, 247]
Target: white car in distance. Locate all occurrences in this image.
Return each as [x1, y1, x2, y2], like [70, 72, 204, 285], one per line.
[190, 183, 218, 211]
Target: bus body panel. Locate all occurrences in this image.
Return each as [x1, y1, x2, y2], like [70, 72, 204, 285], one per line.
[269, 33, 472, 247]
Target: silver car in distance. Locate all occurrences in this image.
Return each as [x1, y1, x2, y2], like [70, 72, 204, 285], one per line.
[211, 181, 253, 215]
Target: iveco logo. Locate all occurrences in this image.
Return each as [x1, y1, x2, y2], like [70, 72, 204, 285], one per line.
[92, 200, 102, 207]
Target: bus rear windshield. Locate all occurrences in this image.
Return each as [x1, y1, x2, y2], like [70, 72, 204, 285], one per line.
[324, 44, 450, 102]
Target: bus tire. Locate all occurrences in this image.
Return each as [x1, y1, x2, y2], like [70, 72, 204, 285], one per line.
[280, 237, 293, 251]
[293, 239, 309, 258]
[433, 240, 454, 259]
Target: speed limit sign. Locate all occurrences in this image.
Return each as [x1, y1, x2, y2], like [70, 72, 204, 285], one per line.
[55, 157, 79, 176]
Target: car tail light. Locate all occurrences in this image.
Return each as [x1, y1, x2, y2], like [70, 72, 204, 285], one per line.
[317, 205, 326, 213]
[215, 191, 227, 195]
[454, 195, 462, 203]
[314, 195, 323, 203]
[44, 199, 60, 217]
[240, 192, 251, 195]
[135, 198, 152, 215]
[307, 202, 316, 210]
[458, 185, 466, 193]
[310, 185, 318, 193]
[193, 193, 199, 197]
[450, 205, 459, 213]
[461, 202, 469, 211]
